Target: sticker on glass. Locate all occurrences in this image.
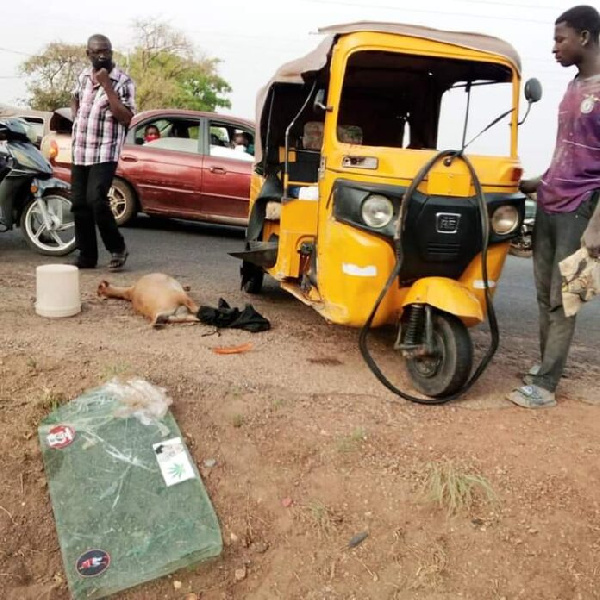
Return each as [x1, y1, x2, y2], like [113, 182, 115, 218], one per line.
[153, 437, 196, 487]
[46, 425, 75, 449]
[76, 549, 110, 578]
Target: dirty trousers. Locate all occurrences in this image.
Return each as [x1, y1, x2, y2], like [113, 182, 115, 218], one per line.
[71, 162, 125, 264]
[532, 197, 596, 392]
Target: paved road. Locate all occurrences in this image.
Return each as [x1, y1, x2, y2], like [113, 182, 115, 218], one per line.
[1, 217, 598, 348]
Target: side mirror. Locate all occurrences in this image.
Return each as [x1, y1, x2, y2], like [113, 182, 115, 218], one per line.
[524, 78, 543, 104]
[313, 89, 332, 113]
[518, 78, 543, 125]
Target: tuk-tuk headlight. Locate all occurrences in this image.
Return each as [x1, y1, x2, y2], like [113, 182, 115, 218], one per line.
[361, 194, 394, 228]
[491, 205, 519, 235]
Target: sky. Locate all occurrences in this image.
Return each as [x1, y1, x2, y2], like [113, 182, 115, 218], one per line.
[0, 0, 583, 175]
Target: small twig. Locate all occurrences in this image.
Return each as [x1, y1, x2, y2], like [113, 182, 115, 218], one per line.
[354, 556, 378, 581]
[20, 473, 24, 495]
[201, 327, 220, 338]
[329, 560, 336, 580]
[0, 505, 14, 524]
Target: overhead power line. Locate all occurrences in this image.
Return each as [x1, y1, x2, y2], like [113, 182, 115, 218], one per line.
[297, 0, 554, 26]
[0, 46, 31, 57]
[432, 0, 558, 9]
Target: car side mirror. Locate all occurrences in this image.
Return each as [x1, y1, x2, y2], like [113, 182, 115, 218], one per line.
[313, 89, 332, 113]
[524, 78, 542, 104]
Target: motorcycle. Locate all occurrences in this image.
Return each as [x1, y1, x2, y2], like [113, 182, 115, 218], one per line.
[0, 117, 75, 256]
[509, 196, 536, 257]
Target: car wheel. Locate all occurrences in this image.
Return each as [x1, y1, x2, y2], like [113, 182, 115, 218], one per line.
[108, 179, 137, 226]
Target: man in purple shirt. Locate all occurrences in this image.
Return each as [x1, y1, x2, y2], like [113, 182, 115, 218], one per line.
[70, 34, 135, 270]
[508, 5, 600, 408]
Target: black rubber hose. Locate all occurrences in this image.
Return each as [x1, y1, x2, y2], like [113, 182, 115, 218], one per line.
[358, 150, 500, 405]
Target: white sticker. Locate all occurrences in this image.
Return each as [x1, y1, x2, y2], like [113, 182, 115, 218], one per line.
[152, 437, 196, 487]
[473, 280, 496, 289]
[298, 186, 319, 201]
[342, 263, 377, 277]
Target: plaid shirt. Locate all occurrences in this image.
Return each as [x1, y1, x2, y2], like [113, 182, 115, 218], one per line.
[72, 66, 136, 166]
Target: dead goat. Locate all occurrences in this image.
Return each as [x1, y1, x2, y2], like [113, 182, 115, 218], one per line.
[98, 273, 200, 327]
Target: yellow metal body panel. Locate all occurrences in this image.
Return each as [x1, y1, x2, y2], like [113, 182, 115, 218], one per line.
[271, 199, 318, 279]
[401, 278, 483, 327]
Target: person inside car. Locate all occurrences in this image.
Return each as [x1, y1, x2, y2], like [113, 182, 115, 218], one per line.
[143, 124, 160, 144]
[232, 131, 254, 156]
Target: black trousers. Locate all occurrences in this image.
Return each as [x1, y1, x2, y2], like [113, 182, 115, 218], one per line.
[531, 194, 597, 392]
[71, 162, 125, 263]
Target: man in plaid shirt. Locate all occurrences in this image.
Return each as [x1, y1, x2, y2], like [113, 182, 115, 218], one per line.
[71, 34, 135, 270]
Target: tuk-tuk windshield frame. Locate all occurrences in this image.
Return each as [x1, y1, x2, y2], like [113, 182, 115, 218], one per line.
[335, 48, 514, 152]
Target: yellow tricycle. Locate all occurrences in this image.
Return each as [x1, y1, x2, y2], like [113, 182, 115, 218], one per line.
[232, 22, 541, 403]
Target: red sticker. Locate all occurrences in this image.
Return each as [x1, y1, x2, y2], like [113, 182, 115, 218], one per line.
[47, 425, 75, 449]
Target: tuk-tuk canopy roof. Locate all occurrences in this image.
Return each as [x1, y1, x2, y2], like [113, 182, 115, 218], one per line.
[319, 22, 521, 71]
[255, 21, 522, 164]
[267, 21, 521, 86]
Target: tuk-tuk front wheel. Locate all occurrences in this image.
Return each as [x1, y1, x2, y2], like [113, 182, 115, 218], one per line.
[405, 311, 473, 398]
[241, 261, 264, 294]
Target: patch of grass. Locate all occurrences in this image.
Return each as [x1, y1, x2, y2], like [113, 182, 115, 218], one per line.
[423, 460, 496, 515]
[26, 357, 38, 370]
[336, 426, 367, 453]
[232, 414, 245, 428]
[229, 385, 244, 398]
[37, 387, 67, 413]
[302, 500, 342, 537]
[102, 363, 130, 380]
[271, 397, 285, 411]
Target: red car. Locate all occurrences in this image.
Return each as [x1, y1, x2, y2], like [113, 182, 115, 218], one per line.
[46, 109, 255, 227]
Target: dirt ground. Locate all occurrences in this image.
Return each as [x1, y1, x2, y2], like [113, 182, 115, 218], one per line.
[1, 254, 600, 600]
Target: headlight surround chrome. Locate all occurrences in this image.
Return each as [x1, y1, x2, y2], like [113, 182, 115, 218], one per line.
[491, 205, 519, 235]
[361, 194, 394, 228]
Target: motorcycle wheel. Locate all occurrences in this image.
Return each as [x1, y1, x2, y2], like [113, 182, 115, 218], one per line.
[509, 234, 532, 258]
[20, 191, 76, 256]
[405, 311, 473, 398]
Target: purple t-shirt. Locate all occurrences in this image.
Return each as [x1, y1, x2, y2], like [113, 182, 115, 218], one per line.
[537, 74, 600, 213]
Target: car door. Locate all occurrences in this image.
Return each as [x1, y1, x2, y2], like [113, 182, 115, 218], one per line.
[199, 120, 253, 223]
[119, 116, 204, 218]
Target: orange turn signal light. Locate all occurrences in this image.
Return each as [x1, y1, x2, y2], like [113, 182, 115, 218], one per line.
[49, 140, 59, 161]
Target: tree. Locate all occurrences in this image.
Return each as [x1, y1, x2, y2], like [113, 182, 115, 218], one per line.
[19, 20, 232, 113]
[21, 19, 231, 111]
[127, 19, 232, 112]
[20, 43, 88, 111]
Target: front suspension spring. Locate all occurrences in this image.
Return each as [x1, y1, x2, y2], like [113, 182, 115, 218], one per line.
[403, 304, 426, 346]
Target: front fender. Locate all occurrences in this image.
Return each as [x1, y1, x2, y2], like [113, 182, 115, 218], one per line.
[402, 276, 484, 327]
[35, 177, 70, 196]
